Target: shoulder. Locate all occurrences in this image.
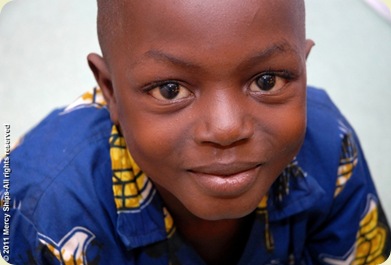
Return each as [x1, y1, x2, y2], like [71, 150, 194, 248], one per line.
[298, 86, 365, 210]
[3, 89, 114, 219]
[1, 89, 120, 263]
[306, 86, 344, 133]
[295, 87, 361, 206]
[301, 86, 350, 173]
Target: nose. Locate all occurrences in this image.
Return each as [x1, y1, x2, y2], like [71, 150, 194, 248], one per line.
[194, 90, 254, 147]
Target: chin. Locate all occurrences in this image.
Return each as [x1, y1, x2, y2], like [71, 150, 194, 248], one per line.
[198, 210, 253, 221]
[188, 199, 258, 221]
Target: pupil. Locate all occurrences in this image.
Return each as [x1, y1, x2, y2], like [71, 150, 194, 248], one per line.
[160, 83, 180, 99]
[257, 75, 275, 91]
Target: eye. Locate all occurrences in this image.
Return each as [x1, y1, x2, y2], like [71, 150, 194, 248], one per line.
[249, 73, 290, 94]
[149, 82, 192, 101]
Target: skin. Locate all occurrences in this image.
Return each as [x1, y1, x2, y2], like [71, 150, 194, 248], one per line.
[88, 0, 314, 264]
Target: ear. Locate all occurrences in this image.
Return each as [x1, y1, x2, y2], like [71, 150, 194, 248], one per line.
[87, 53, 119, 124]
[305, 39, 315, 60]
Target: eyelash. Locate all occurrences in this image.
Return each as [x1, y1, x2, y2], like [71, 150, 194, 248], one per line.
[141, 71, 295, 87]
[259, 70, 296, 81]
[141, 69, 296, 98]
[142, 80, 180, 92]
[142, 79, 194, 103]
[249, 69, 296, 92]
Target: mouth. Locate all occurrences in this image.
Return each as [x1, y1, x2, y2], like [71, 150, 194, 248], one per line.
[188, 162, 262, 197]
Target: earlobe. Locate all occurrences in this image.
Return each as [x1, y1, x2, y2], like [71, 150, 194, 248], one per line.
[87, 53, 119, 124]
[305, 39, 315, 60]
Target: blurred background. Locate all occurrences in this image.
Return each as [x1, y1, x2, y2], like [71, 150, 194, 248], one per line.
[0, 0, 390, 221]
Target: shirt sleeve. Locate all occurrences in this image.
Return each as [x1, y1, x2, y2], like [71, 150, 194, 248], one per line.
[304, 119, 391, 264]
[1, 207, 62, 265]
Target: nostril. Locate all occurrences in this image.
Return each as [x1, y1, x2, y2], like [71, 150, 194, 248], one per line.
[192, 89, 255, 147]
[194, 117, 255, 148]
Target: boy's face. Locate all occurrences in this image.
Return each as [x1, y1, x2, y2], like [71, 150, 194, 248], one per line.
[91, 0, 313, 220]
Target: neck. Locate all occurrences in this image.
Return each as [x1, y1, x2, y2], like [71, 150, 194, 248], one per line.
[178, 216, 253, 265]
[157, 187, 253, 265]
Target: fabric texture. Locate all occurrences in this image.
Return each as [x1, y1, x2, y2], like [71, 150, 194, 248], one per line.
[1, 87, 390, 265]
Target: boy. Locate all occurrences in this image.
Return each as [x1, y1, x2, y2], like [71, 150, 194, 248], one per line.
[1, 0, 390, 264]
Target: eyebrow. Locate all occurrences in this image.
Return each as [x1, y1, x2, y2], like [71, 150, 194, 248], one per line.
[143, 49, 202, 70]
[140, 41, 298, 70]
[239, 41, 299, 69]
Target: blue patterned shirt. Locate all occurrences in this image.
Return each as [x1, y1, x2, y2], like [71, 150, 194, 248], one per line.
[1, 87, 390, 264]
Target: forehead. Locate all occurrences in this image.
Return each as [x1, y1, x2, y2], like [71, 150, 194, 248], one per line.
[98, 0, 305, 64]
[128, 1, 300, 32]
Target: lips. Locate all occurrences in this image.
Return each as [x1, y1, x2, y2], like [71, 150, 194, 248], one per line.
[188, 162, 262, 197]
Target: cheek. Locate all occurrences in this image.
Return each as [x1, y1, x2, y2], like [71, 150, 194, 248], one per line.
[260, 102, 306, 160]
[279, 108, 305, 143]
[116, 103, 189, 177]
